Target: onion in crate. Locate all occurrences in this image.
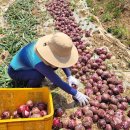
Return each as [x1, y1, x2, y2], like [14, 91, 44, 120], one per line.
[40, 110, 47, 116]
[26, 100, 33, 109]
[1, 111, 11, 119]
[31, 107, 40, 114]
[36, 102, 47, 111]
[22, 110, 30, 118]
[17, 105, 30, 114]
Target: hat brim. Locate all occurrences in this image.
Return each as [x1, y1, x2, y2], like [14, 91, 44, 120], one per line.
[35, 34, 79, 68]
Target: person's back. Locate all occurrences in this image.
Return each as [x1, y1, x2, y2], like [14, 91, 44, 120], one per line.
[10, 41, 41, 70]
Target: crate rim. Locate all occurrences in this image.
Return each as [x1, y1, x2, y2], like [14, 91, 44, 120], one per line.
[0, 87, 54, 123]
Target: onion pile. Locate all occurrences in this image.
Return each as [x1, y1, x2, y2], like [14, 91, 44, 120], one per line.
[0, 100, 47, 119]
[46, 0, 130, 130]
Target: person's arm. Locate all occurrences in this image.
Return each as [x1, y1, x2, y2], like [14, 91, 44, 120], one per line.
[35, 62, 77, 96]
[63, 68, 80, 86]
[62, 68, 71, 77]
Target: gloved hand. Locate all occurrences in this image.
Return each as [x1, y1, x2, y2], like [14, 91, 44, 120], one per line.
[68, 76, 79, 87]
[74, 91, 90, 106]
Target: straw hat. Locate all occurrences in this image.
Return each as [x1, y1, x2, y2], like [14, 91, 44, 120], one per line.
[35, 32, 79, 68]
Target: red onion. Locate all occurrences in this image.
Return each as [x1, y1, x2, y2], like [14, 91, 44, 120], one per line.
[107, 110, 115, 116]
[85, 88, 93, 96]
[100, 65, 107, 70]
[93, 87, 98, 94]
[106, 53, 112, 59]
[82, 116, 93, 128]
[22, 110, 30, 118]
[100, 103, 108, 110]
[97, 119, 106, 128]
[110, 96, 118, 104]
[112, 87, 120, 95]
[55, 108, 64, 117]
[101, 93, 110, 102]
[93, 114, 99, 122]
[17, 105, 30, 114]
[1, 111, 11, 119]
[105, 124, 112, 130]
[91, 73, 100, 82]
[75, 109, 83, 119]
[100, 54, 106, 61]
[95, 58, 103, 64]
[109, 104, 117, 111]
[31, 107, 40, 114]
[109, 84, 115, 89]
[90, 106, 98, 114]
[111, 116, 122, 129]
[26, 100, 33, 109]
[117, 102, 128, 110]
[83, 109, 93, 117]
[96, 95, 102, 102]
[75, 124, 85, 130]
[89, 100, 100, 107]
[97, 83, 102, 89]
[104, 114, 112, 123]
[101, 71, 111, 80]
[53, 117, 62, 129]
[68, 119, 77, 129]
[97, 109, 106, 118]
[13, 111, 20, 118]
[40, 110, 47, 116]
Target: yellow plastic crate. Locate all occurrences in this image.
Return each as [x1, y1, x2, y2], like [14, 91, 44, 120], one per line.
[0, 87, 54, 130]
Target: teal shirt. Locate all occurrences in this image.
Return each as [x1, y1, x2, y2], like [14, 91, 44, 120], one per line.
[10, 41, 42, 70]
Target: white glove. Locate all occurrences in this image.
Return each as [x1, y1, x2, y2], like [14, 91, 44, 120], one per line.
[74, 91, 90, 106]
[68, 76, 79, 86]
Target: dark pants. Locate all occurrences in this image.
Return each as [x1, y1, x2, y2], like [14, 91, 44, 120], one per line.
[8, 66, 45, 87]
